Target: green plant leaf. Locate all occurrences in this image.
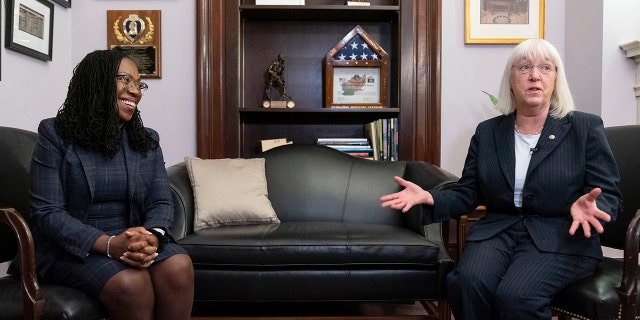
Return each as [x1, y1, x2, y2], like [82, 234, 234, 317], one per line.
[481, 90, 498, 106]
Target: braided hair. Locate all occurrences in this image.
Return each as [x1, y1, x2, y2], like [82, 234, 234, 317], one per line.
[54, 50, 158, 157]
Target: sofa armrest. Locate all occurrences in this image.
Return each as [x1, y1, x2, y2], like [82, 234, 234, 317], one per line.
[402, 161, 459, 235]
[167, 162, 194, 239]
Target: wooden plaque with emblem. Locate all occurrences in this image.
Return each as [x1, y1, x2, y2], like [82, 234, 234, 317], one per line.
[107, 10, 162, 78]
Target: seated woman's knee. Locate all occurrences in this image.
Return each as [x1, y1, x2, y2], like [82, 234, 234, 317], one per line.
[153, 254, 193, 288]
[448, 267, 492, 293]
[107, 269, 153, 298]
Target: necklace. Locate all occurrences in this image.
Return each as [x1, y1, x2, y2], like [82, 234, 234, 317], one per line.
[514, 123, 543, 135]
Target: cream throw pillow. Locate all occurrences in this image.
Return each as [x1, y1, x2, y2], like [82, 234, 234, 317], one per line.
[185, 157, 280, 231]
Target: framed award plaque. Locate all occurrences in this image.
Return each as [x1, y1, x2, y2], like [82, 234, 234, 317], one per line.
[107, 10, 162, 78]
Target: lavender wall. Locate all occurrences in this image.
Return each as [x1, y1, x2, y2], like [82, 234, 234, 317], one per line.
[0, 0, 637, 175]
[0, 0, 196, 167]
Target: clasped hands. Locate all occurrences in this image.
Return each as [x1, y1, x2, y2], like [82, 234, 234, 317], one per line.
[109, 227, 159, 268]
[380, 176, 611, 238]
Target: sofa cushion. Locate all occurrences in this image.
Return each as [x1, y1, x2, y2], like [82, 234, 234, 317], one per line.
[178, 222, 440, 267]
[185, 157, 279, 231]
[260, 145, 406, 225]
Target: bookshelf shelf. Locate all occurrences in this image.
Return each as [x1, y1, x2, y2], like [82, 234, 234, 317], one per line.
[239, 107, 400, 114]
[240, 108, 399, 124]
[240, 5, 400, 22]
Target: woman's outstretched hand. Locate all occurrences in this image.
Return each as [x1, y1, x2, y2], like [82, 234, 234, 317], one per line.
[380, 176, 433, 212]
[569, 187, 611, 238]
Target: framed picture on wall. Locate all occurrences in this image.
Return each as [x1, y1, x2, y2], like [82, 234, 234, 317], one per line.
[51, 0, 71, 8]
[465, 0, 545, 44]
[4, 0, 54, 61]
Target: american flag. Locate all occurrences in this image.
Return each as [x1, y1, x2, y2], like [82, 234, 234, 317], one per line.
[332, 35, 379, 61]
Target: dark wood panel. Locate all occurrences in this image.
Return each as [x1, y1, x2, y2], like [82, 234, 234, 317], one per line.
[241, 21, 394, 110]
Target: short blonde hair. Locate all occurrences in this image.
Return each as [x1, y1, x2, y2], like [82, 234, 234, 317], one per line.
[495, 39, 575, 118]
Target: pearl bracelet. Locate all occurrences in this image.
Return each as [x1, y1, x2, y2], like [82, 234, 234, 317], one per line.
[106, 235, 116, 258]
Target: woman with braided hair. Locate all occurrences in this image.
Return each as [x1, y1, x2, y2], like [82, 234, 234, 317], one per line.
[10, 50, 194, 319]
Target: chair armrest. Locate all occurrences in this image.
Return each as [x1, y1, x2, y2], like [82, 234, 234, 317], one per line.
[166, 162, 194, 239]
[457, 206, 487, 256]
[619, 208, 640, 319]
[0, 208, 45, 320]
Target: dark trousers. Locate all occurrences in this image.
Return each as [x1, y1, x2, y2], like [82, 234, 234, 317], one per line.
[447, 220, 598, 320]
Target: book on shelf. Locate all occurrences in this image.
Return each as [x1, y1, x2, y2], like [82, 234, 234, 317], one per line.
[317, 117, 398, 161]
[324, 145, 373, 152]
[316, 138, 369, 145]
[256, 0, 305, 5]
[261, 138, 292, 152]
[364, 121, 380, 161]
[345, 1, 370, 6]
[344, 152, 372, 158]
[317, 138, 373, 159]
[364, 118, 398, 161]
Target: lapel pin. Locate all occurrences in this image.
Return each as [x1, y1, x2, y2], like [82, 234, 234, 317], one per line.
[549, 135, 556, 140]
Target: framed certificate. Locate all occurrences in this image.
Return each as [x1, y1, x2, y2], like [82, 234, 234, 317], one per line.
[332, 66, 381, 105]
[5, 0, 54, 61]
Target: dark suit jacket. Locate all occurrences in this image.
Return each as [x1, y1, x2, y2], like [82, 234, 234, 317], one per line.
[429, 111, 622, 259]
[29, 118, 174, 275]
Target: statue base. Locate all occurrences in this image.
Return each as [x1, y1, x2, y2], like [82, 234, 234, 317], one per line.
[262, 100, 295, 109]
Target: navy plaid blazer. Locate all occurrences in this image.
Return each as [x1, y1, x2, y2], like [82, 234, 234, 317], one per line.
[29, 118, 174, 274]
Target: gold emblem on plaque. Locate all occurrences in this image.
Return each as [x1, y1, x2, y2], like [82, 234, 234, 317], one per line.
[113, 14, 155, 45]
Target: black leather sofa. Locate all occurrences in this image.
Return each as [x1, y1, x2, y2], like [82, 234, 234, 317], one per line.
[167, 144, 459, 318]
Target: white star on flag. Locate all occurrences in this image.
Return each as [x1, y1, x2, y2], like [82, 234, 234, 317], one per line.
[333, 34, 378, 61]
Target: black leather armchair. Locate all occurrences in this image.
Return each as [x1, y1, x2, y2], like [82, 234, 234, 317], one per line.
[550, 125, 640, 320]
[0, 126, 107, 320]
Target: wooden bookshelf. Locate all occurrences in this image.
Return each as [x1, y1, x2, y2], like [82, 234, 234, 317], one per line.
[195, 0, 441, 163]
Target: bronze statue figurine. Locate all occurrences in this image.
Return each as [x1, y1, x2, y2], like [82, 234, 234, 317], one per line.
[264, 54, 292, 102]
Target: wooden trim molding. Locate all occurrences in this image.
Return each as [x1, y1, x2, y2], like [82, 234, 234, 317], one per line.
[414, 0, 442, 165]
[196, 0, 225, 159]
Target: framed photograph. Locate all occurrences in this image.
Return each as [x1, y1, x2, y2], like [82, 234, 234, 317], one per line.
[465, 0, 545, 44]
[50, 0, 71, 8]
[4, 0, 54, 61]
[325, 25, 388, 109]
